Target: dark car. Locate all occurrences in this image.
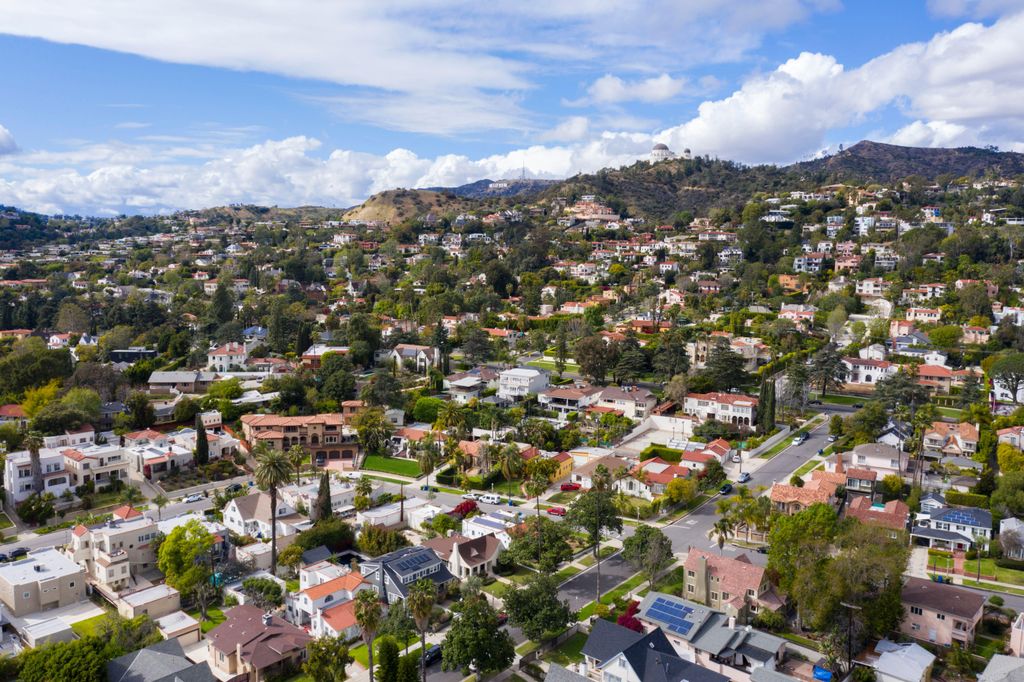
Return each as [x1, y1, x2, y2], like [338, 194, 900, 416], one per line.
[718, 483, 733, 495]
[756, 545, 769, 554]
[9, 547, 28, 559]
[423, 645, 443, 666]
[226, 483, 243, 493]
[852, 403, 865, 409]
[0, 553, 8, 563]
[808, 399, 823, 405]
[497, 612, 509, 627]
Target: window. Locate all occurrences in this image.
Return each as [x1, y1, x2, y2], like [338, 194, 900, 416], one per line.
[911, 606, 923, 615]
[722, 592, 730, 600]
[687, 570, 695, 578]
[710, 592, 719, 601]
[687, 585, 695, 594]
[937, 614, 945, 621]
[911, 623, 920, 631]
[69, 582, 75, 588]
[747, 589, 756, 597]
[22, 592, 29, 599]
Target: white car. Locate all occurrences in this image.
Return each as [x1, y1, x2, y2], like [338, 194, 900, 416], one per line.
[461, 492, 479, 501]
[731, 453, 742, 463]
[479, 493, 502, 505]
[184, 493, 204, 503]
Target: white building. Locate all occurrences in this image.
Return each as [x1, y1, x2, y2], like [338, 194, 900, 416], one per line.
[497, 367, 549, 401]
[3, 446, 71, 505]
[206, 342, 248, 372]
[681, 392, 758, 430]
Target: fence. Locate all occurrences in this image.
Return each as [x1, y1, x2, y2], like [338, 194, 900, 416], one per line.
[518, 622, 585, 668]
[746, 425, 792, 458]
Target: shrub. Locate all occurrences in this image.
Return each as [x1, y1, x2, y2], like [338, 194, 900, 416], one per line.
[241, 577, 283, 608]
[945, 491, 989, 508]
[753, 609, 785, 631]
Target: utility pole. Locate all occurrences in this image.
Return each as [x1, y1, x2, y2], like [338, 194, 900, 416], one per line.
[840, 602, 863, 676]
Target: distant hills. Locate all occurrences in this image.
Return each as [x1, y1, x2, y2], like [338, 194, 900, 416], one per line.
[422, 178, 558, 199]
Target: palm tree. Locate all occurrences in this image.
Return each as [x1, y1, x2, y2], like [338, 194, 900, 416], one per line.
[287, 444, 307, 486]
[254, 445, 292, 575]
[24, 431, 43, 494]
[416, 442, 438, 481]
[120, 484, 144, 506]
[407, 578, 437, 682]
[495, 443, 525, 500]
[712, 518, 733, 555]
[153, 493, 169, 520]
[434, 401, 465, 439]
[591, 464, 612, 492]
[354, 590, 383, 682]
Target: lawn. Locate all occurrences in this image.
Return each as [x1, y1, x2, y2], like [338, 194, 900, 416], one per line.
[969, 558, 1024, 586]
[780, 632, 821, 651]
[286, 579, 300, 592]
[643, 566, 686, 596]
[363, 474, 410, 485]
[759, 437, 794, 460]
[527, 359, 580, 373]
[639, 445, 684, 463]
[71, 612, 111, 637]
[507, 565, 540, 586]
[808, 393, 864, 405]
[482, 580, 509, 599]
[351, 635, 420, 667]
[975, 634, 1005, 661]
[936, 407, 965, 419]
[554, 565, 582, 583]
[793, 459, 823, 478]
[961, 579, 1024, 596]
[599, 573, 647, 606]
[361, 455, 420, 477]
[516, 640, 541, 657]
[547, 491, 579, 505]
[0, 513, 13, 530]
[542, 632, 588, 667]
[660, 494, 710, 523]
[578, 546, 617, 567]
[187, 606, 226, 633]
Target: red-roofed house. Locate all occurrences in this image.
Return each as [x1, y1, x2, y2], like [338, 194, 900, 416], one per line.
[843, 357, 899, 387]
[617, 457, 690, 501]
[682, 392, 758, 430]
[770, 469, 844, 515]
[288, 571, 370, 636]
[0, 404, 28, 427]
[206, 342, 248, 372]
[683, 548, 783, 624]
[845, 497, 909, 537]
[923, 421, 979, 459]
[207, 605, 313, 682]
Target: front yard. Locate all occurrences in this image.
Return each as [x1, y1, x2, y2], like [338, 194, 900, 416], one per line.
[361, 455, 420, 477]
[542, 631, 588, 667]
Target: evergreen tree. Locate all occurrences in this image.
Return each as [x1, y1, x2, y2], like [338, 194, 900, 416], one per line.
[316, 471, 333, 522]
[210, 282, 234, 323]
[555, 323, 568, 379]
[194, 414, 209, 466]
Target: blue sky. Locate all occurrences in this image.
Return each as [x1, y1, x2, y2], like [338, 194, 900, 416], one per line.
[1, 0, 1024, 215]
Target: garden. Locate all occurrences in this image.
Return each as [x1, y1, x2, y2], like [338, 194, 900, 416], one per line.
[361, 454, 421, 477]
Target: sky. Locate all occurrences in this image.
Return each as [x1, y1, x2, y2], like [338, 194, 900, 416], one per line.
[3, 0, 1024, 215]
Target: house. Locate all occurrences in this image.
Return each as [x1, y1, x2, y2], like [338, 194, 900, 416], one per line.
[858, 639, 935, 682]
[278, 477, 368, 521]
[980, 654, 1024, 682]
[906, 308, 941, 324]
[116, 584, 181, 620]
[0, 548, 86, 617]
[846, 497, 910, 535]
[570, 455, 633, 490]
[300, 344, 349, 370]
[388, 344, 440, 373]
[498, 367, 549, 401]
[769, 470, 844, 514]
[65, 511, 161, 592]
[287, 570, 369, 636]
[223, 491, 306, 541]
[206, 605, 312, 682]
[580, 618, 731, 682]
[617, 457, 690, 500]
[922, 421, 979, 460]
[596, 386, 657, 420]
[0, 403, 28, 427]
[779, 303, 817, 328]
[998, 426, 1024, 450]
[910, 505, 992, 551]
[359, 546, 456, 605]
[147, 370, 217, 394]
[636, 592, 788, 680]
[206, 342, 248, 372]
[422, 532, 502, 578]
[826, 443, 908, 479]
[107, 638, 215, 682]
[239, 413, 360, 465]
[879, 419, 913, 452]
[538, 385, 603, 422]
[900, 577, 984, 646]
[463, 510, 519, 549]
[62, 441, 131, 488]
[682, 392, 758, 430]
[3, 444, 71, 505]
[356, 496, 430, 528]
[1000, 518, 1024, 560]
[682, 549, 783, 624]
[843, 357, 898, 387]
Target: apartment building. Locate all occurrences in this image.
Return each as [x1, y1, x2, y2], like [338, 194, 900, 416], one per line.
[3, 445, 71, 505]
[682, 392, 758, 430]
[62, 441, 130, 488]
[239, 413, 359, 465]
[65, 510, 160, 592]
[0, 548, 86, 617]
[595, 386, 657, 420]
[900, 577, 984, 646]
[497, 367, 549, 401]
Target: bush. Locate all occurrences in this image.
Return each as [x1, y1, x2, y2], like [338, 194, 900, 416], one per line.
[945, 490, 989, 508]
[753, 609, 785, 631]
[996, 557, 1024, 571]
[990, 595, 1005, 607]
[242, 577, 283, 608]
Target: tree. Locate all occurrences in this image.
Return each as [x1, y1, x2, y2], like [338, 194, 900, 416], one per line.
[575, 335, 614, 384]
[377, 636, 401, 682]
[16, 492, 55, 525]
[361, 370, 404, 409]
[614, 346, 648, 384]
[124, 391, 156, 429]
[928, 325, 962, 351]
[554, 322, 569, 379]
[704, 342, 748, 391]
[712, 518, 732, 553]
[826, 305, 847, 341]
[55, 301, 90, 333]
[153, 493, 169, 520]
[566, 489, 623, 605]
[355, 589, 384, 682]
[494, 443, 525, 499]
[880, 475, 904, 501]
[353, 407, 395, 457]
[874, 369, 929, 416]
[254, 445, 292, 575]
[194, 414, 209, 466]
[441, 593, 515, 678]
[407, 579, 437, 682]
[210, 281, 235, 323]
[782, 361, 810, 416]
[502, 574, 575, 641]
[157, 519, 215, 616]
[59, 387, 101, 422]
[665, 477, 699, 506]
[758, 375, 776, 434]
[288, 443, 307, 485]
[304, 636, 354, 682]
[999, 443, 1024, 473]
[664, 373, 689, 406]
[621, 525, 674, 588]
[653, 329, 690, 380]
[24, 431, 44, 494]
[507, 516, 574, 572]
[378, 602, 416, 655]
[18, 636, 107, 682]
[461, 326, 493, 364]
[993, 353, 1024, 404]
[315, 471, 334, 521]
[397, 656, 418, 682]
[959, 373, 983, 408]
[809, 345, 847, 398]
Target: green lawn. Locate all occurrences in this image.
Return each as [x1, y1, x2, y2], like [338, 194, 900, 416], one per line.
[961, 579, 1024, 596]
[286, 579, 300, 592]
[187, 606, 226, 634]
[969, 558, 1024, 586]
[482, 580, 509, 598]
[936, 407, 965, 418]
[554, 565, 582, 583]
[660, 494, 710, 523]
[780, 632, 821, 651]
[527, 359, 580, 373]
[542, 632, 588, 666]
[516, 640, 541, 657]
[600, 573, 647, 606]
[507, 565, 540, 586]
[759, 437, 793, 460]
[975, 634, 1005, 661]
[0, 513, 13, 530]
[808, 393, 864, 405]
[642, 566, 686, 597]
[361, 455, 420, 477]
[578, 546, 617, 567]
[364, 474, 412, 485]
[547, 491, 579, 505]
[351, 635, 419, 667]
[71, 612, 111, 637]
[793, 459, 823, 478]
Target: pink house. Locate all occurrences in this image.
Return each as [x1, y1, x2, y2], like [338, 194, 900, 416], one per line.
[900, 577, 984, 646]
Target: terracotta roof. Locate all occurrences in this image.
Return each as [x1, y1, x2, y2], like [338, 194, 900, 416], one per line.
[925, 421, 979, 442]
[553, 452, 571, 462]
[320, 600, 357, 633]
[302, 573, 365, 600]
[241, 413, 344, 428]
[113, 505, 143, 521]
[395, 427, 429, 441]
[0, 404, 26, 418]
[73, 524, 89, 537]
[846, 496, 908, 530]
[685, 391, 758, 407]
[684, 549, 766, 598]
[846, 467, 878, 481]
[125, 429, 163, 441]
[634, 457, 690, 485]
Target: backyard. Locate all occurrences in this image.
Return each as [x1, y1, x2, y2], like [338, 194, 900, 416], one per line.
[361, 455, 420, 477]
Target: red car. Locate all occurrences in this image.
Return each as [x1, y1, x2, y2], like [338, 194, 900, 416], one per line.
[560, 482, 581, 491]
[546, 506, 567, 516]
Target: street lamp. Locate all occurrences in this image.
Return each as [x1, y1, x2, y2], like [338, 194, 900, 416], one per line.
[840, 601, 862, 675]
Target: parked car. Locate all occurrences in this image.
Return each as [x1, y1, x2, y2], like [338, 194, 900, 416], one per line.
[9, 547, 28, 560]
[809, 399, 823, 405]
[497, 612, 508, 627]
[737, 472, 751, 484]
[184, 493, 204, 503]
[461, 493, 479, 501]
[226, 483, 243, 493]
[756, 545, 769, 554]
[420, 484, 439, 492]
[423, 645, 443, 666]
[0, 553, 8, 563]
[718, 483, 733, 495]
[791, 434, 808, 445]
[560, 482, 581, 491]
[852, 403, 865, 409]
[547, 506, 567, 517]
[827, 434, 837, 443]
[731, 453, 742, 463]
[479, 493, 502, 505]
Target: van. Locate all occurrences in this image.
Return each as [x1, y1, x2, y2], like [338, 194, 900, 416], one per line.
[479, 493, 502, 505]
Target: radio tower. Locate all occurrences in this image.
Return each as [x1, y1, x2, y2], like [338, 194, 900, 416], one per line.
[520, 163, 526, 181]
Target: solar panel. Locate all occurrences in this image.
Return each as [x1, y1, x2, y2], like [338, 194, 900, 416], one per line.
[648, 598, 695, 636]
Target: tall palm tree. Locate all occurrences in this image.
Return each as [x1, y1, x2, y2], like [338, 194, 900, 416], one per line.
[354, 590, 383, 682]
[712, 518, 733, 555]
[153, 493, 169, 520]
[496, 443, 525, 500]
[416, 442, 438, 480]
[24, 431, 43, 494]
[254, 445, 292, 575]
[287, 444, 307, 486]
[407, 578, 437, 682]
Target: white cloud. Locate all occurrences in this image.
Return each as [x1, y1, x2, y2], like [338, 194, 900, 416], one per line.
[887, 120, 974, 147]
[927, 0, 1024, 17]
[0, 124, 16, 155]
[537, 117, 590, 142]
[114, 121, 151, 129]
[584, 74, 688, 104]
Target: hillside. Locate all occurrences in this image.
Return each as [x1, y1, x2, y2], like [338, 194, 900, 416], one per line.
[785, 140, 1024, 183]
[342, 189, 477, 224]
[422, 178, 558, 199]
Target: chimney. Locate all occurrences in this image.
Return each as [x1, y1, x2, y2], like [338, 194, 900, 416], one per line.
[262, 612, 272, 626]
[33, 564, 42, 572]
[728, 615, 736, 630]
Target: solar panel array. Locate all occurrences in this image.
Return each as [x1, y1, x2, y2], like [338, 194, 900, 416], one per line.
[941, 509, 983, 525]
[394, 551, 432, 573]
[648, 597, 695, 636]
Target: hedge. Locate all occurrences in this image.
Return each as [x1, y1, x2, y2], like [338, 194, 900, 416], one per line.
[996, 557, 1024, 570]
[435, 466, 457, 486]
[945, 490, 989, 508]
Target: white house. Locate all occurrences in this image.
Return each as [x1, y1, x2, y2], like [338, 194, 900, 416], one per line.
[681, 392, 758, 430]
[3, 446, 71, 505]
[538, 385, 602, 422]
[222, 492, 305, 540]
[206, 342, 248, 372]
[843, 357, 899, 387]
[497, 367, 549, 401]
[595, 386, 657, 420]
